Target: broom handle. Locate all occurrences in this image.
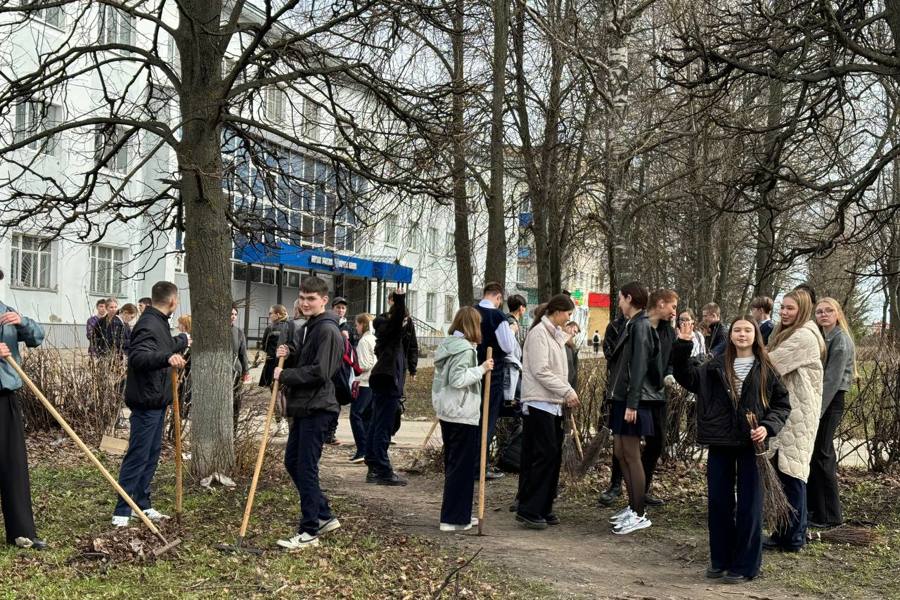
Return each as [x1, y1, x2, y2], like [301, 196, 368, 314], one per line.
[477, 348, 493, 536]
[421, 418, 439, 451]
[569, 412, 584, 460]
[238, 356, 284, 539]
[746, 412, 766, 454]
[4, 356, 165, 541]
[170, 370, 183, 522]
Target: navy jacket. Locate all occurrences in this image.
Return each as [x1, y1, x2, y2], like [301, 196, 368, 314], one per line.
[124, 307, 188, 410]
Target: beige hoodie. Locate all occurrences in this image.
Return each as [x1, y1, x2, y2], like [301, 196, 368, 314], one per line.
[767, 320, 825, 482]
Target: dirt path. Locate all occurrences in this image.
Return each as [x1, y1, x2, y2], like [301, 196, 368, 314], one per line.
[319, 447, 803, 600]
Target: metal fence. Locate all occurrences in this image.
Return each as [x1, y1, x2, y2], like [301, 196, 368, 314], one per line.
[37, 322, 89, 349]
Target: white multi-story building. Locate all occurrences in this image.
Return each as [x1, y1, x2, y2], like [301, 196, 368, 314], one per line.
[0, 4, 518, 347]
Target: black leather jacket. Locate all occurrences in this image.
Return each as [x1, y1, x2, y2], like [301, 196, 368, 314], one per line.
[608, 311, 659, 409]
[672, 340, 791, 447]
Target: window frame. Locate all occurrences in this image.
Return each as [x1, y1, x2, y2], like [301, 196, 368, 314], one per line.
[10, 233, 53, 290]
[89, 244, 127, 296]
[15, 100, 61, 157]
[426, 292, 436, 323]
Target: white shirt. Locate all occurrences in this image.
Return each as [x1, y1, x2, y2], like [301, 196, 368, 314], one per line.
[478, 299, 518, 356]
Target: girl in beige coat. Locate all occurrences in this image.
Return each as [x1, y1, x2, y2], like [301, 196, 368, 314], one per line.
[766, 289, 825, 551]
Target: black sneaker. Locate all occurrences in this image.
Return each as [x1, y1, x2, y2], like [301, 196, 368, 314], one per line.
[644, 494, 666, 506]
[597, 487, 622, 507]
[365, 470, 378, 484]
[762, 535, 780, 551]
[705, 567, 725, 579]
[723, 572, 751, 584]
[375, 473, 407, 486]
[544, 513, 560, 526]
[515, 513, 548, 530]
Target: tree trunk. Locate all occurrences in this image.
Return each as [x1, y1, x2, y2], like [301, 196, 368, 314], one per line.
[485, 0, 509, 287]
[176, 0, 235, 477]
[450, 0, 474, 306]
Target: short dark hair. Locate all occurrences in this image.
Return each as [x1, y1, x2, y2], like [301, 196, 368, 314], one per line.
[151, 282, 178, 305]
[750, 296, 774, 313]
[619, 281, 649, 310]
[138, 297, 152, 306]
[702, 302, 720, 316]
[300, 276, 329, 297]
[482, 282, 504, 297]
[793, 283, 817, 304]
[649, 288, 679, 307]
[507, 294, 527, 313]
[95, 299, 107, 308]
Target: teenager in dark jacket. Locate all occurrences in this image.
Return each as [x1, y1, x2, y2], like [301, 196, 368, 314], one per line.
[324, 296, 354, 446]
[607, 282, 657, 535]
[365, 288, 411, 486]
[598, 312, 628, 506]
[273, 276, 345, 550]
[259, 305, 293, 388]
[0, 279, 47, 550]
[94, 298, 129, 358]
[112, 281, 189, 527]
[702, 303, 727, 357]
[673, 316, 791, 584]
[231, 305, 251, 432]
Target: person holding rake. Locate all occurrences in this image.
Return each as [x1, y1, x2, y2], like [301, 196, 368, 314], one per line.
[672, 316, 791, 584]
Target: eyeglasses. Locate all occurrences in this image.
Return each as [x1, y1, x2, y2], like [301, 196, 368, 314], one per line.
[815, 308, 835, 315]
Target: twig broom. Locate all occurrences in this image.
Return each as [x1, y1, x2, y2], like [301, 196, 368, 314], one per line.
[746, 412, 794, 532]
[562, 409, 584, 478]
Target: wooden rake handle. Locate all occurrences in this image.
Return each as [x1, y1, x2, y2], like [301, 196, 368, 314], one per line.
[4, 355, 166, 542]
[170, 370, 183, 522]
[477, 348, 493, 535]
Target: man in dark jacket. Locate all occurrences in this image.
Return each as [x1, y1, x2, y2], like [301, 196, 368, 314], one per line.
[112, 281, 189, 527]
[366, 288, 412, 486]
[702, 303, 727, 357]
[274, 276, 344, 550]
[598, 313, 627, 506]
[231, 305, 250, 432]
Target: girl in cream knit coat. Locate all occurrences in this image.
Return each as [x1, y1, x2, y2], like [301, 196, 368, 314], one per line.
[766, 289, 825, 551]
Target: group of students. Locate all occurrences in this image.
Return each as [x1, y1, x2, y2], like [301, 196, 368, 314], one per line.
[85, 297, 146, 358]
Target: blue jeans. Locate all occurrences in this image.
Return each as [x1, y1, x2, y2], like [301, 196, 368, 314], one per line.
[707, 446, 763, 578]
[365, 389, 400, 477]
[284, 410, 334, 535]
[350, 386, 373, 458]
[114, 407, 165, 516]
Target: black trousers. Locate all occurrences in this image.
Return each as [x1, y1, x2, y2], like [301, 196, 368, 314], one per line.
[771, 461, 807, 551]
[473, 371, 505, 477]
[517, 409, 564, 520]
[284, 410, 334, 535]
[808, 391, 844, 526]
[608, 403, 666, 492]
[440, 420, 478, 525]
[707, 446, 763, 578]
[0, 392, 36, 543]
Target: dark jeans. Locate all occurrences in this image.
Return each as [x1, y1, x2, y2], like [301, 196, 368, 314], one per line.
[326, 408, 340, 442]
[0, 392, 36, 543]
[350, 386, 373, 457]
[284, 410, 334, 535]
[365, 389, 400, 477]
[517, 409, 564, 520]
[608, 403, 666, 493]
[232, 374, 243, 432]
[771, 463, 807, 550]
[114, 407, 166, 517]
[440, 420, 479, 525]
[473, 371, 504, 477]
[808, 392, 845, 526]
[707, 446, 763, 578]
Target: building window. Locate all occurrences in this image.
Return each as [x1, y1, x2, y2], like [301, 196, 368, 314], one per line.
[15, 100, 60, 156]
[444, 295, 455, 323]
[90, 245, 126, 295]
[94, 124, 129, 173]
[384, 214, 399, 246]
[407, 224, 420, 251]
[99, 6, 136, 45]
[426, 292, 436, 322]
[427, 226, 439, 255]
[10, 234, 52, 289]
[406, 290, 418, 318]
[445, 231, 454, 257]
[264, 86, 285, 122]
[302, 99, 320, 142]
[22, 1, 63, 28]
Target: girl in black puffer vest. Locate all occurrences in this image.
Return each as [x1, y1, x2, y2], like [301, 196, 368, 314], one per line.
[672, 316, 791, 584]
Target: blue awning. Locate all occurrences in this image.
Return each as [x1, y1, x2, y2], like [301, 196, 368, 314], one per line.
[236, 242, 413, 284]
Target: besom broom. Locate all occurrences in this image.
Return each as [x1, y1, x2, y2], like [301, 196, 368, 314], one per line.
[746, 412, 794, 532]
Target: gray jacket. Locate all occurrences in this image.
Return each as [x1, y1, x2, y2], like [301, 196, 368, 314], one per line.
[231, 325, 249, 376]
[0, 302, 45, 392]
[822, 327, 855, 416]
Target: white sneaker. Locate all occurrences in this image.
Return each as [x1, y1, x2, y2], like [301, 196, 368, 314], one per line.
[318, 518, 341, 536]
[143, 508, 170, 522]
[111, 515, 130, 528]
[608, 507, 634, 525]
[277, 532, 320, 550]
[613, 513, 652, 535]
[439, 517, 479, 532]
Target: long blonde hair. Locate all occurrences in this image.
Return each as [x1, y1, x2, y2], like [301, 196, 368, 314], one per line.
[818, 297, 859, 377]
[769, 289, 814, 351]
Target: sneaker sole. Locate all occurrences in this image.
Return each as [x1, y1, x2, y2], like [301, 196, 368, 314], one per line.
[608, 513, 632, 525]
[277, 538, 320, 550]
[613, 520, 652, 535]
[439, 523, 473, 532]
[515, 515, 548, 530]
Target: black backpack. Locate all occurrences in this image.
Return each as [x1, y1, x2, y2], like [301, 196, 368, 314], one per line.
[332, 337, 356, 406]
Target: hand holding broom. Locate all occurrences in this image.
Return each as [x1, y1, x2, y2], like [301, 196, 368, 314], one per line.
[746, 412, 794, 532]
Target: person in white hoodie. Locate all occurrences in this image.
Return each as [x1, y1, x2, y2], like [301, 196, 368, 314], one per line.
[765, 289, 825, 552]
[350, 314, 376, 463]
[432, 307, 494, 531]
[515, 294, 579, 530]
